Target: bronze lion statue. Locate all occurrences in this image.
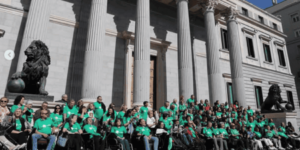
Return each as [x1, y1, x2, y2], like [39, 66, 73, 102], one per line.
[11, 40, 51, 95]
[261, 84, 287, 112]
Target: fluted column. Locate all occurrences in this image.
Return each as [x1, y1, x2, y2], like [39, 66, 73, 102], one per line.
[224, 7, 246, 106]
[176, 0, 194, 100]
[81, 0, 108, 101]
[200, 0, 226, 103]
[133, 0, 150, 106]
[16, 0, 50, 71]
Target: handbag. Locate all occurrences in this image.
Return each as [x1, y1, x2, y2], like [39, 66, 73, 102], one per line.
[57, 134, 68, 147]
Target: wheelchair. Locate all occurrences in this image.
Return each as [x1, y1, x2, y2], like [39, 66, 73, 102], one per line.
[107, 132, 133, 150]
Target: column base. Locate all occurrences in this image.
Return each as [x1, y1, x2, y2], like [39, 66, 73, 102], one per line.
[132, 101, 143, 107]
[81, 98, 96, 106]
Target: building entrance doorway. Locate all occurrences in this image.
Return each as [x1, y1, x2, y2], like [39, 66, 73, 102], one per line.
[131, 55, 157, 110]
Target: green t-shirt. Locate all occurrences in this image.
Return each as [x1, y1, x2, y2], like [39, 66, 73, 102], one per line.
[218, 128, 229, 139]
[268, 122, 275, 127]
[11, 105, 24, 113]
[103, 114, 115, 128]
[278, 131, 288, 138]
[265, 131, 274, 138]
[278, 126, 286, 133]
[116, 111, 125, 120]
[50, 113, 63, 128]
[224, 105, 229, 109]
[203, 128, 213, 138]
[135, 126, 151, 136]
[187, 113, 193, 121]
[254, 131, 262, 139]
[16, 119, 22, 131]
[159, 106, 169, 114]
[162, 119, 173, 133]
[186, 98, 195, 108]
[122, 116, 132, 126]
[94, 102, 104, 120]
[179, 104, 186, 114]
[216, 112, 222, 117]
[230, 129, 240, 139]
[77, 113, 90, 127]
[212, 127, 220, 136]
[111, 126, 127, 138]
[64, 122, 81, 133]
[83, 124, 100, 138]
[247, 109, 254, 116]
[139, 106, 148, 121]
[22, 108, 34, 123]
[247, 121, 256, 132]
[256, 121, 264, 128]
[189, 127, 196, 138]
[34, 118, 53, 135]
[63, 106, 78, 118]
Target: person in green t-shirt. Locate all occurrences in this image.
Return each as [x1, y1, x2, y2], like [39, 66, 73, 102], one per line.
[161, 113, 172, 134]
[247, 117, 256, 132]
[156, 121, 173, 150]
[32, 110, 56, 150]
[111, 118, 131, 150]
[77, 106, 96, 127]
[63, 99, 78, 121]
[83, 117, 102, 150]
[94, 96, 106, 120]
[179, 97, 187, 115]
[11, 95, 27, 114]
[139, 101, 149, 121]
[262, 125, 277, 149]
[63, 114, 83, 150]
[50, 105, 63, 129]
[136, 119, 159, 150]
[186, 95, 195, 109]
[169, 105, 177, 120]
[201, 122, 222, 150]
[103, 108, 116, 129]
[117, 104, 127, 120]
[229, 123, 245, 149]
[22, 100, 34, 124]
[159, 101, 170, 115]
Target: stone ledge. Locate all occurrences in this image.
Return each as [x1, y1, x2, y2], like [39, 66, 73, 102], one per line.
[5, 92, 54, 102]
[262, 112, 298, 118]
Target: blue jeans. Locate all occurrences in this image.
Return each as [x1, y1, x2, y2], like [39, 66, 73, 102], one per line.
[117, 138, 130, 150]
[143, 136, 159, 150]
[128, 123, 134, 134]
[32, 134, 56, 150]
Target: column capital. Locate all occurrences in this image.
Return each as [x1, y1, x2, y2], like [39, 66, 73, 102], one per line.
[221, 6, 239, 22]
[198, 0, 220, 14]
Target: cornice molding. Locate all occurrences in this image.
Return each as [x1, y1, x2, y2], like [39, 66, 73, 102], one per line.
[241, 27, 256, 35]
[259, 34, 272, 41]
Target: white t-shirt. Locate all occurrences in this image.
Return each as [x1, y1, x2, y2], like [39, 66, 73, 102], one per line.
[147, 116, 156, 128]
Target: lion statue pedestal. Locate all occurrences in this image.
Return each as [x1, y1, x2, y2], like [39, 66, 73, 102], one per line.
[5, 40, 54, 101]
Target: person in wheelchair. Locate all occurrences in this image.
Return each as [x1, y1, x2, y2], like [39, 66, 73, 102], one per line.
[110, 118, 131, 150]
[155, 121, 172, 150]
[135, 118, 159, 150]
[63, 114, 82, 150]
[228, 123, 245, 150]
[201, 122, 223, 150]
[83, 117, 102, 150]
[6, 108, 29, 149]
[32, 109, 56, 150]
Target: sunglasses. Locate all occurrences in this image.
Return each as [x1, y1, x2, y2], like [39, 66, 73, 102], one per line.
[41, 113, 48, 115]
[0, 100, 8, 103]
[56, 108, 61, 109]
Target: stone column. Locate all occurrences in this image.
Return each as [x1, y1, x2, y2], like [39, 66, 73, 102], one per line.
[123, 32, 134, 108]
[224, 7, 246, 106]
[81, 0, 108, 101]
[200, 0, 226, 103]
[133, 0, 150, 106]
[16, 0, 50, 71]
[176, 0, 194, 100]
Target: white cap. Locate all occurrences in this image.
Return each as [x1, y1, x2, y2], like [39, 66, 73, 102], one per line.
[26, 100, 33, 105]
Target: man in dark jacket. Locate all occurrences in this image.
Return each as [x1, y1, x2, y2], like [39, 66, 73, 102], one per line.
[33, 102, 51, 121]
[55, 94, 68, 107]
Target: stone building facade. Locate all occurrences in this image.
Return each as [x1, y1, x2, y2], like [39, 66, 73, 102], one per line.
[0, 0, 299, 128]
[266, 0, 300, 114]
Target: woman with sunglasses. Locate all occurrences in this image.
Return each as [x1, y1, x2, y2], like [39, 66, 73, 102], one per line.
[50, 105, 63, 129]
[0, 97, 10, 121]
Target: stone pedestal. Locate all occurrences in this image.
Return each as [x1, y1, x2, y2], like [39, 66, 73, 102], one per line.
[5, 92, 54, 102]
[263, 112, 299, 134]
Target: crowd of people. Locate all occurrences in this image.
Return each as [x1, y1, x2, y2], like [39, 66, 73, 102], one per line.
[0, 94, 300, 150]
